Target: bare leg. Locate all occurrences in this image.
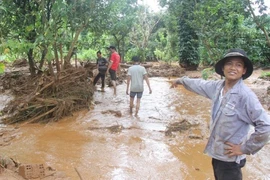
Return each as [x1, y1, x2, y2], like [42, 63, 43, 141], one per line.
[130, 97, 134, 114]
[135, 98, 141, 116]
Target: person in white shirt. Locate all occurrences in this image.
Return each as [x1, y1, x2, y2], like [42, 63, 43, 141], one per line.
[126, 56, 152, 116]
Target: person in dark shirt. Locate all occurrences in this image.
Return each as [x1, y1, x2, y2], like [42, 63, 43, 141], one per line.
[93, 50, 108, 92]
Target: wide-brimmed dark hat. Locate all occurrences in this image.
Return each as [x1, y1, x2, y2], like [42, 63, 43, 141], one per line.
[214, 48, 253, 79]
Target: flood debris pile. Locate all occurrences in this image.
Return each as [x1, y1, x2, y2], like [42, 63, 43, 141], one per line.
[165, 120, 199, 137]
[107, 125, 124, 133]
[148, 62, 185, 77]
[119, 61, 184, 78]
[88, 124, 124, 134]
[101, 110, 122, 117]
[1, 67, 94, 124]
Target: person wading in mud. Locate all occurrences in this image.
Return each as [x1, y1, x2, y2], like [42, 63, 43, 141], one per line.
[93, 50, 108, 92]
[106, 46, 120, 96]
[126, 56, 152, 116]
[171, 48, 270, 180]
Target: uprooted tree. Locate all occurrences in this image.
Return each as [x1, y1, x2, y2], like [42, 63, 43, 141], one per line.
[1, 66, 95, 125]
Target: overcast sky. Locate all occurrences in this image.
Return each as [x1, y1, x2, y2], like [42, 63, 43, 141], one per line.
[141, 0, 270, 14]
[139, 0, 163, 12]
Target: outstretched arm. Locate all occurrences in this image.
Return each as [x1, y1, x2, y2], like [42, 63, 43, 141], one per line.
[170, 76, 219, 100]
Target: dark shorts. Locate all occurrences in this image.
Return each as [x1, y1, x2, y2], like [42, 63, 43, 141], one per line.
[212, 158, 246, 180]
[130, 92, 143, 98]
[109, 69, 117, 81]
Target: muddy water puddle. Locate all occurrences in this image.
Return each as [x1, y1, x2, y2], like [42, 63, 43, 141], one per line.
[1, 77, 270, 179]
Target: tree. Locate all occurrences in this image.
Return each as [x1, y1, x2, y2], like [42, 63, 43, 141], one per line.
[191, 0, 250, 65]
[0, 0, 110, 75]
[0, 0, 44, 76]
[178, 0, 199, 69]
[246, 0, 270, 47]
[159, 0, 199, 69]
[128, 6, 161, 61]
[105, 0, 139, 62]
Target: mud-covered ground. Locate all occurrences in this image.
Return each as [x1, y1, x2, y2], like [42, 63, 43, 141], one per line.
[1, 62, 270, 179]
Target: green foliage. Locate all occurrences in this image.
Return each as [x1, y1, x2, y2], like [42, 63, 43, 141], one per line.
[0, 39, 30, 62]
[178, 1, 199, 67]
[260, 45, 270, 66]
[260, 71, 270, 78]
[151, 26, 179, 63]
[103, 0, 139, 61]
[202, 67, 215, 80]
[0, 0, 112, 73]
[162, 0, 200, 66]
[128, 5, 163, 61]
[0, 62, 5, 74]
[259, 71, 270, 80]
[77, 49, 97, 62]
[0, 0, 270, 72]
[154, 49, 165, 60]
[45, 46, 54, 62]
[125, 47, 141, 62]
[191, 0, 248, 65]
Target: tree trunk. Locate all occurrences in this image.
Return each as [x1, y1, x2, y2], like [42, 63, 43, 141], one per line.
[38, 46, 48, 75]
[27, 49, 36, 76]
[63, 25, 85, 69]
[60, 44, 63, 69]
[53, 42, 61, 73]
[122, 41, 125, 62]
[47, 61, 55, 77]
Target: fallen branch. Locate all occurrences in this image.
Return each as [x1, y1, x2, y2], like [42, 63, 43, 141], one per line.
[19, 106, 57, 127]
[74, 167, 84, 180]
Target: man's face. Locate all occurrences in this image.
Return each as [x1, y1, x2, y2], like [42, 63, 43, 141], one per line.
[97, 53, 102, 58]
[222, 57, 247, 81]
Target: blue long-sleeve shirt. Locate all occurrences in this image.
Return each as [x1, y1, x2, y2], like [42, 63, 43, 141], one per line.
[177, 77, 270, 163]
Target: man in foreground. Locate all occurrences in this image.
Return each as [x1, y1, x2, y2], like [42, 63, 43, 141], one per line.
[171, 48, 270, 180]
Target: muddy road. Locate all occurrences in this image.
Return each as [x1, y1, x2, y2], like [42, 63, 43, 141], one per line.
[1, 75, 270, 179]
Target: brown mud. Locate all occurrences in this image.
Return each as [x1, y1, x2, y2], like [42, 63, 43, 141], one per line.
[1, 62, 270, 179]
